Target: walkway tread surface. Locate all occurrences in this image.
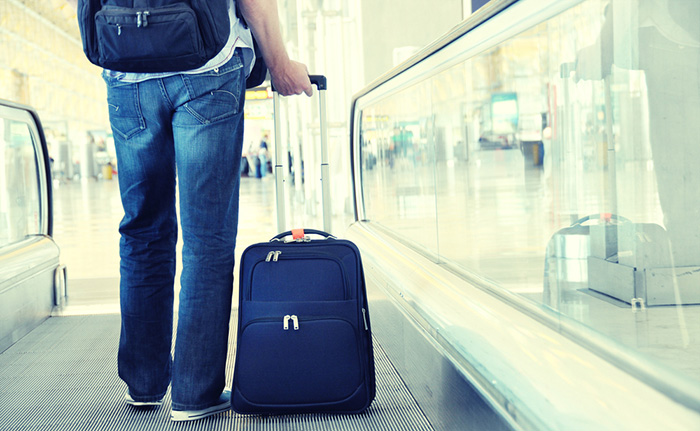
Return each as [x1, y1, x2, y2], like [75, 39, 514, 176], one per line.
[0, 315, 433, 431]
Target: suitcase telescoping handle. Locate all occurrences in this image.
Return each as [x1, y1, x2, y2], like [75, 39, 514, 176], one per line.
[272, 75, 330, 234]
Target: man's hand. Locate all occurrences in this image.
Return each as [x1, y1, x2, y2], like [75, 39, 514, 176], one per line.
[271, 60, 313, 97]
[238, 0, 312, 97]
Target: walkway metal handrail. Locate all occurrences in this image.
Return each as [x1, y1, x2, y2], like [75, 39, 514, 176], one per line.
[349, 0, 518, 220]
[352, 0, 517, 104]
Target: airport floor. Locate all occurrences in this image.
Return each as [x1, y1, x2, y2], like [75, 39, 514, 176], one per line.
[50, 174, 279, 315]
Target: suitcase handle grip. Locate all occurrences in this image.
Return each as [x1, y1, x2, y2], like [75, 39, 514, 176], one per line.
[271, 75, 327, 93]
[309, 75, 327, 90]
[271, 229, 334, 242]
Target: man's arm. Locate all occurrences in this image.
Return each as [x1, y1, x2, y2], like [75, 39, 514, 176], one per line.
[238, 0, 313, 97]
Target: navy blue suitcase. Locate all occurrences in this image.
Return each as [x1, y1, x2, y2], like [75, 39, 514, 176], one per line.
[232, 228, 376, 414]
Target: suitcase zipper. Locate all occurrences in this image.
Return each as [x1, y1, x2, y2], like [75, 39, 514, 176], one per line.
[136, 11, 150, 27]
[283, 315, 299, 330]
[245, 316, 298, 331]
[257, 251, 351, 299]
[265, 251, 282, 262]
[288, 315, 356, 330]
[246, 315, 354, 333]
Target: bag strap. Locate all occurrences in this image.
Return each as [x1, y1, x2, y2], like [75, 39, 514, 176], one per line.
[235, 0, 268, 88]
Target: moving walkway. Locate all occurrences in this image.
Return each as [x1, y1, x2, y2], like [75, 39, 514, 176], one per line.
[2, 0, 700, 429]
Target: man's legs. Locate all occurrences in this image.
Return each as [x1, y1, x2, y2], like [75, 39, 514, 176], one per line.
[168, 53, 246, 411]
[105, 74, 178, 403]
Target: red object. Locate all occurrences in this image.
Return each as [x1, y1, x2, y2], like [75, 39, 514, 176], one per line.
[292, 228, 305, 240]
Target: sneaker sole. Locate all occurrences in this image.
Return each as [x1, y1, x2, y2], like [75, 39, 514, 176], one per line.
[125, 393, 164, 407]
[171, 402, 230, 421]
[127, 400, 163, 407]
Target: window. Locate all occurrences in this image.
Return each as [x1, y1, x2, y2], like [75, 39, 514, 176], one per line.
[356, 0, 700, 393]
[0, 114, 43, 247]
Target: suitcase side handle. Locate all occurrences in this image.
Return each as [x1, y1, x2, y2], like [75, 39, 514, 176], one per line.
[271, 229, 335, 242]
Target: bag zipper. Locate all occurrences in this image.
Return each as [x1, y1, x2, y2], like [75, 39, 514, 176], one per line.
[243, 315, 359, 333]
[251, 251, 351, 300]
[97, 5, 196, 25]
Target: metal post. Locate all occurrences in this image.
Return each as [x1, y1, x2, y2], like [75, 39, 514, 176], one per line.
[273, 91, 286, 233]
[319, 88, 331, 233]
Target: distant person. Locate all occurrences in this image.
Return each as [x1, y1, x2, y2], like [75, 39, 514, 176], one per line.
[246, 140, 262, 178]
[258, 133, 270, 178]
[79, 0, 312, 422]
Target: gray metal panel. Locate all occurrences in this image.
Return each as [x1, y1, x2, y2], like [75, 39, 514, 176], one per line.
[0, 99, 60, 355]
[646, 266, 700, 306]
[367, 294, 513, 431]
[0, 315, 434, 431]
[587, 256, 636, 303]
[0, 237, 60, 354]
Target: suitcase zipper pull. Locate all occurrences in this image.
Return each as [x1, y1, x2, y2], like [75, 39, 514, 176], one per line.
[283, 315, 299, 330]
[265, 251, 282, 262]
[136, 11, 150, 28]
[362, 308, 369, 331]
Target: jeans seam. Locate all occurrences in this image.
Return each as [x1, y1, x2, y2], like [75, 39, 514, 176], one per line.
[132, 84, 145, 130]
[158, 79, 174, 112]
[180, 74, 194, 105]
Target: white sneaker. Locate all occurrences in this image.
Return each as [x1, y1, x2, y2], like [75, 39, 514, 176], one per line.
[171, 388, 231, 422]
[125, 392, 165, 407]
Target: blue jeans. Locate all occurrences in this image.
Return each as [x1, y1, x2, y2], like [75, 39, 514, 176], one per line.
[104, 53, 246, 410]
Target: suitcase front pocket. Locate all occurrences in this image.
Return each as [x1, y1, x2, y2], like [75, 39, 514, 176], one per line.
[235, 316, 363, 406]
[249, 253, 350, 301]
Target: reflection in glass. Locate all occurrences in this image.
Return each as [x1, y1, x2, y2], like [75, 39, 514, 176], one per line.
[0, 119, 41, 247]
[357, 0, 699, 388]
[360, 80, 438, 255]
